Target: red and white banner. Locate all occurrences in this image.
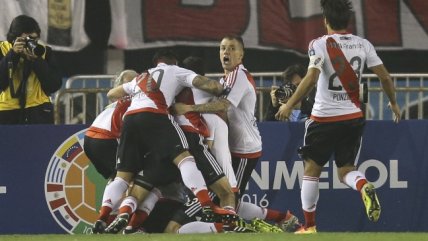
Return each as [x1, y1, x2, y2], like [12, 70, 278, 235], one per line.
[109, 0, 428, 53]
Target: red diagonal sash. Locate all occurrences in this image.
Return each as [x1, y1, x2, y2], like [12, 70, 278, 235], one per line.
[326, 37, 361, 108]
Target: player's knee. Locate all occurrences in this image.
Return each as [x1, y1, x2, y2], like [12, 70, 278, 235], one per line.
[164, 221, 181, 233]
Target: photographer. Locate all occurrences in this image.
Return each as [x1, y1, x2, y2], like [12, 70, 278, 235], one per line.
[0, 15, 62, 124]
[264, 64, 314, 121]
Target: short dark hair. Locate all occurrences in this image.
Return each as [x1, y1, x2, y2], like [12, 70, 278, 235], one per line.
[222, 35, 245, 50]
[321, 0, 353, 30]
[152, 49, 178, 66]
[282, 64, 306, 84]
[6, 15, 41, 43]
[182, 56, 205, 76]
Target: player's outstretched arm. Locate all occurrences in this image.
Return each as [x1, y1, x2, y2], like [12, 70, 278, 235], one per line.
[192, 75, 224, 96]
[370, 64, 401, 123]
[107, 85, 127, 102]
[172, 98, 230, 115]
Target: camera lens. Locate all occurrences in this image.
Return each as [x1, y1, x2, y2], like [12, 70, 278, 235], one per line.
[25, 37, 45, 57]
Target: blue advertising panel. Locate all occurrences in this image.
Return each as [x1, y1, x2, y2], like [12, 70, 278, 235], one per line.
[0, 121, 427, 233]
[248, 120, 428, 232]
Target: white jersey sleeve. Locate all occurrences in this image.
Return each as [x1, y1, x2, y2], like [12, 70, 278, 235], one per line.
[364, 39, 383, 68]
[174, 66, 198, 88]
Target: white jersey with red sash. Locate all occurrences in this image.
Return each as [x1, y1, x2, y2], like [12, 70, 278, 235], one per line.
[122, 63, 197, 116]
[174, 87, 210, 137]
[222, 64, 262, 158]
[86, 98, 131, 139]
[308, 33, 382, 122]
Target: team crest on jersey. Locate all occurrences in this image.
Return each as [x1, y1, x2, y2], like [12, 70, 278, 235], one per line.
[44, 129, 107, 234]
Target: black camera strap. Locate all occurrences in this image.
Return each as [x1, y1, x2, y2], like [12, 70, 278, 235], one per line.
[8, 59, 30, 110]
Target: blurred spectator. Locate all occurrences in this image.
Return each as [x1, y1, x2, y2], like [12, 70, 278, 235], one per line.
[0, 15, 62, 124]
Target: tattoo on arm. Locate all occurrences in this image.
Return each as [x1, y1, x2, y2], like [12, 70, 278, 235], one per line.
[192, 75, 223, 96]
[192, 99, 230, 113]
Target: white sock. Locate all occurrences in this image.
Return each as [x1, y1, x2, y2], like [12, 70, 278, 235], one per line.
[177, 156, 207, 195]
[178, 221, 220, 233]
[119, 196, 138, 214]
[343, 171, 366, 191]
[137, 188, 161, 214]
[101, 177, 129, 209]
[301, 176, 319, 212]
[237, 201, 267, 220]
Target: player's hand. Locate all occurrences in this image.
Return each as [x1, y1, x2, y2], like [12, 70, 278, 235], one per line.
[275, 103, 292, 121]
[12, 37, 26, 54]
[170, 103, 192, 115]
[388, 102, 401, 123]
[23, 47, 38, 60]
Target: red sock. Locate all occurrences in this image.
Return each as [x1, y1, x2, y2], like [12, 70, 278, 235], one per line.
[107, 214, 116, 225]
[214, 223, 223, 232]
[265, 209, 287, 222]
[356, 179, 368, 192]
[98, 206, 112, 221]
[303, 210, 316, 228]
[128, 210, 149, 228]
[196, 189, 213, 207]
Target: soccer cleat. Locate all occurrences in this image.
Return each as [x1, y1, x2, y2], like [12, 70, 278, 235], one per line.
[276, 210, 300, 232]
[104, 213, 130, 234]
[361, 183, 381, 222]
[201, 206, 217, 222]
[224, 218, 258, 233]
[294, 225, 317, 234]
[122, 226, 146, 234]
[92, 220, 106, 234]
[202, 206, 239, 223]
[251, 218, 283, 233]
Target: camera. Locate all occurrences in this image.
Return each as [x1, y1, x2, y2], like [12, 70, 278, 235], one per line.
[25, 37, 45, 57]
[274, 83, 297, 102]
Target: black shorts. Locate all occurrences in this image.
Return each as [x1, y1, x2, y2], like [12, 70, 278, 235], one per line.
[185, 131, 225, 186]
[232, 156, 259, 198]
[117, 112, 187, 189]
[298, 117, 365, 168]
[83, 136, 118, 179]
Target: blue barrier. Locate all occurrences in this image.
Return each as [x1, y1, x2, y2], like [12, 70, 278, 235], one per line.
[0, 121, 426, 234]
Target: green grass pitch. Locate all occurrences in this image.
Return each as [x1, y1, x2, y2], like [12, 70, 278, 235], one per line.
[1, 233, 428, 241]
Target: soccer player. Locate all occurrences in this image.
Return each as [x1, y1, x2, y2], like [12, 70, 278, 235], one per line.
[84, 69, 138, 233]
[173, 37, 299, 231]
[178, 56, 239, 193]
[103, 49, 236, 234]
[173, 36, 262, 198]
[275, 0, 401, 234]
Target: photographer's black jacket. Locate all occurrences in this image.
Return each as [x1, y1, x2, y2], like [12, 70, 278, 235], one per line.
[0, 40, 62, 110]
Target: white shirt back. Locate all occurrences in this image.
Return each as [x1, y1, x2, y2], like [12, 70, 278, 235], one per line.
[123, 63, 197, 115]
[309, 33, 382, 119]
